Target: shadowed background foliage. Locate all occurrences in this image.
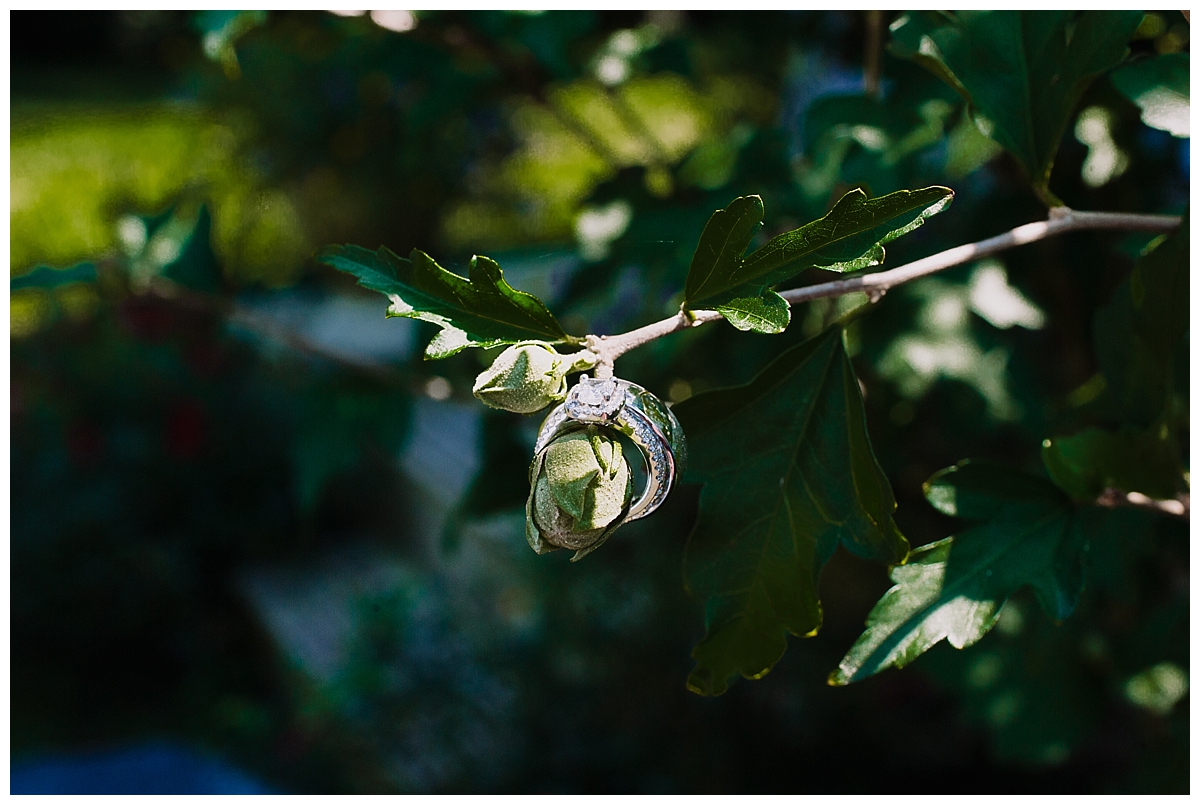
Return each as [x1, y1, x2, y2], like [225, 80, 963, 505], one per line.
[11, 10, 1189, 794]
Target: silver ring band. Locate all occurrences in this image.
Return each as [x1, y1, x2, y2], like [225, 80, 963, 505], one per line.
[534, 375, 686, 524]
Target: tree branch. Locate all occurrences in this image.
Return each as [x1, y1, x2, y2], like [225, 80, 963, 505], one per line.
[584, 206, 1181, 372]
[864, 10, 884, 99]
[778, 208, 1181, 306]
[1096, 488, 1189, 519]
[145, 275, 402, 383]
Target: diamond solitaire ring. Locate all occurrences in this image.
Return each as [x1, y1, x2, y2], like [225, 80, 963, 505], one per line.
[534, 374, 687, 524]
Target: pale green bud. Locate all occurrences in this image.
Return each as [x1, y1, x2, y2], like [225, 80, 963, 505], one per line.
[526, 426, 633, 561]
[472, 343, 595, 414]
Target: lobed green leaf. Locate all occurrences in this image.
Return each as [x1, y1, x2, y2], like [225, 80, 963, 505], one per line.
[739, 186, 953, 281]
[890, 10, 1144, 204]
[317, 244, 577, 359]
[682, 187, 953, 328]
[675, 325, 908, 696]
[831, 494, 1085, 686]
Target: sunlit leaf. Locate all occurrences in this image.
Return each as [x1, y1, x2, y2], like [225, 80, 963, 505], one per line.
[831, 495, 1085, 686]
[1111, 53, 1190, 138]
[741, 187, 953, 279]
[318, 245, 579, 359]
[715, 289, 790, 334]
[675, 325, 908, 696]
[682, 194, 764, 304]
[682, 187, 953, 325]
[890, 10, 1143, 204]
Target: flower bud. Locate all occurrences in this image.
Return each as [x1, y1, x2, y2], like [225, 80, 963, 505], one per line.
[526, 426, 633, 561]
[473, 343, 586, 414]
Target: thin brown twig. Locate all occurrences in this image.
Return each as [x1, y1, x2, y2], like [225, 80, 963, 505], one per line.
[1096, 488, 1189, 519]
[864, 11, 884, 99]
[144, 275, 401, 383]
[584, 206, 1181, 372]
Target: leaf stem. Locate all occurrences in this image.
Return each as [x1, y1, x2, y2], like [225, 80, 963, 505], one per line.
[585, 207, 1181, 371]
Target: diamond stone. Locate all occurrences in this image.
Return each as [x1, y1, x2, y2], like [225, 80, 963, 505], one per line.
[566, 377, 624, 420]
[574, 382, 608, 406]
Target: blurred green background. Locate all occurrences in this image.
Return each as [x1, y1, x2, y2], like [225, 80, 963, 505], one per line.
[10, 10, 1189, 793]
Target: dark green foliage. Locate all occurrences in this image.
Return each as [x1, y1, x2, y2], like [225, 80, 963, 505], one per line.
[1040, 214, 1189, 503]
[891, 10, 1144, 203]
[922, 505, 1185, 768]
[920, 596, 1107, 766]
[318, 245, 578, 358]
[1042, 426, 1182, 501]
[676, 325, 908, 695]
[162, 206, 223, 293]
[1092, 217, 1189, 426]
[924, 460, 1065, 521]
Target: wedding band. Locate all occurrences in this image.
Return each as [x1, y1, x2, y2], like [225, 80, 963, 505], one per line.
[534, 374, 687, 523]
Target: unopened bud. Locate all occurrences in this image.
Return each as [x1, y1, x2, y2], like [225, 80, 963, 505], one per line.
[472, 343, 570, 414]
[526, 426, 633, 561]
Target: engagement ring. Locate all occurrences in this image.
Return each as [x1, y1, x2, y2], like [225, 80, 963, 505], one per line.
[534, 374, 687, 524]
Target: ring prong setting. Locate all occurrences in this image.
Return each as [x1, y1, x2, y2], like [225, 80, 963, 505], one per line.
[564, 374, 625, 422]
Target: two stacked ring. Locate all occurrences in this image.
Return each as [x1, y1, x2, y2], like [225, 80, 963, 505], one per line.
[534, 374, 687, 526]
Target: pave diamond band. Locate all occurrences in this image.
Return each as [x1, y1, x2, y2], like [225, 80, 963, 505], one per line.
[535, 375, 686, 525]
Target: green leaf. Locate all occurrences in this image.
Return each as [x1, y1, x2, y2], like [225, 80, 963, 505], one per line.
[317, 244, 578, 359]
[889, 10, 1144, 204]
[1093, 214, 1189, 426]
[944, 107, 1004, 178]
[1111, 53, 1190, 138]
[743, 187, 954, 279]
[1042, 426, 1183, 501]
[888, 12, 970, 98]
[830, 499, 1085, 685]
[683, 187, 953, 319]
[923, 459, 1065, 521]
[714, 289, 790, 334]
[683, 194, 764, 304]
[675, 326, 908, 696]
